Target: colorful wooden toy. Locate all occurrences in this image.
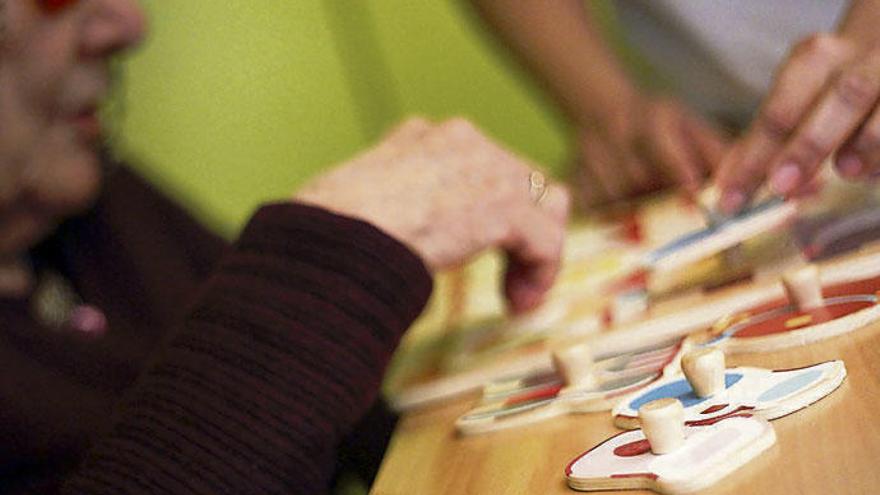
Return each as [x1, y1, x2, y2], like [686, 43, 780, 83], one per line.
[566, 414, 776, 494]
[455, 338, 688, 435]
[613, 360, 846, 429]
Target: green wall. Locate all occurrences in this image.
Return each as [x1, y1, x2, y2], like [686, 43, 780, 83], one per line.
[117, 1, 570, 236]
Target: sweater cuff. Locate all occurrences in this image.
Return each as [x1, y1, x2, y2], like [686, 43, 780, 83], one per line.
[239, 201, 433, 329]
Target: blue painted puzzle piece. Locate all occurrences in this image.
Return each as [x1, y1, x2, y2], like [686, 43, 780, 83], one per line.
[628, 373, 743, 411]
[757, 369, 822, 402]
[646, 197, 784, 266]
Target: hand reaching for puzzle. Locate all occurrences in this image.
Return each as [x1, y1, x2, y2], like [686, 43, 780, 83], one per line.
[296, 117, 570, 313]
[715, 31, 880, 214]
[573, 95, 729, 207]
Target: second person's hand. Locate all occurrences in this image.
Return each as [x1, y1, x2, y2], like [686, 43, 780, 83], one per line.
[715, 34, 880, 214]
[574, 95, 729, 208]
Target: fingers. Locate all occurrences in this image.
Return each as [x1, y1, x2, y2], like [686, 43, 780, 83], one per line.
[502, 184, 570, 313]
[645, 101, 707, 195]
[571, 159, 604, 210]
[577, 129, 657, 206]
[577, 131, 623, 205]
[576, 99, 729, 206]
[715, 35, 854, 213]
[836, 105, 880, 179]
[684, 112, 729, 173]
[834, 58, 880, 181]
[614, 146, 655, 196]
[606, 119, 655, 195]
[767, 48, 880, 197]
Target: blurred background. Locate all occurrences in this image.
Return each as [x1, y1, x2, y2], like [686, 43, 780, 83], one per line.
[114, 1, 633, 236]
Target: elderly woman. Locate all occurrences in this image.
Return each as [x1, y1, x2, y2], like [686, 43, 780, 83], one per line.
[0, 1, 569, 494]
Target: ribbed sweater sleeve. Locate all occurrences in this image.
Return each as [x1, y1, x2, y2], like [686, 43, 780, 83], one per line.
[57, 202, 433, 495]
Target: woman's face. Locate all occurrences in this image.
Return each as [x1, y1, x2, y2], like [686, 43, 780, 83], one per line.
[0, 0, 145, 257]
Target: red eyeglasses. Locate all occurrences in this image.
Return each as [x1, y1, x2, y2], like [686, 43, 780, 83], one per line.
[37, 0, 81, 14]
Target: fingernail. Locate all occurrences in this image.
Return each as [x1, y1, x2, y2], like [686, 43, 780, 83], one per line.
[719, 189, 745, 214]
[770, 163, 801, 195]
[836, 153, 863, 178]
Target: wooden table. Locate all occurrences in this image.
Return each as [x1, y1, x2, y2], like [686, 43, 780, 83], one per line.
[371, 317, 880, 494]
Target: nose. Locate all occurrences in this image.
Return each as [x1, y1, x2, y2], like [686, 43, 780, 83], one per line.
[81, 0, 148, 57]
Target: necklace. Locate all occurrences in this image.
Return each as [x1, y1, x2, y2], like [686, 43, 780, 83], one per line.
[30, 269, 108, 336]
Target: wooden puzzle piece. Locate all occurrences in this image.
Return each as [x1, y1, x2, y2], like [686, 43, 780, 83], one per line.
[680, 348, 726, 398]
[591, 253, 880, 359]
[566, 414, 776, 494]
[700, 265, 880, 354]
[455, 338, 688, 435]
[709, 293, 880, 354]
[393, 255, 880, 412]
[600, 288, 651, 329]
[644, 196, 798, 274]
[638, 398, 687, 454]
[388, 338, 553, 412]
[388, 248, 643, 412]
[438, 237, 646, 374]
[612, 360, 846, 429]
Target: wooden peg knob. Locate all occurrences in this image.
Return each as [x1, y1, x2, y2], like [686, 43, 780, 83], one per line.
[639, 398, 685, 454]
[697, 185, 719, 208]
[697, 185, 724, 225]
[551, 342, 595, 388]
[610, 290, 649, 326]
[782, 265, 823, 311]
[682, 347, 726, 398]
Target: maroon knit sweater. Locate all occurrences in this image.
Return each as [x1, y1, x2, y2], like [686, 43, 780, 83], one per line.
[0, 165, 432, 494]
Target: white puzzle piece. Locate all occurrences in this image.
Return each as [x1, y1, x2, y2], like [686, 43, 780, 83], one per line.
[645, 196, 797, 274]
[566, 415, 776, 494]
[613, 360, 846, 429]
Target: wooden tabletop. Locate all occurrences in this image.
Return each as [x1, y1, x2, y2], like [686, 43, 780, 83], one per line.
[371, 317, 880, 494]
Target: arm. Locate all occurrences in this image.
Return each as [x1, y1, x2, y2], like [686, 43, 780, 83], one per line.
[59, 203, 433, 494]
[714, 0, 880, 213]
[470, 0, 728, 206]
[837, 0, 880, 46]
[470, 0, 638, 127]
[58, 118, 569, 494]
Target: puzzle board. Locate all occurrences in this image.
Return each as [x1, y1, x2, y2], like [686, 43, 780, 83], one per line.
[455, 337, 687, 435]
[384, 176, 880, 411]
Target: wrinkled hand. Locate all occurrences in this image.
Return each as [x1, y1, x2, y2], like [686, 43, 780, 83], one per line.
[296, 117, 570, 313]
[716, 34, 880, 214]
[574, 95, 729, 207]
